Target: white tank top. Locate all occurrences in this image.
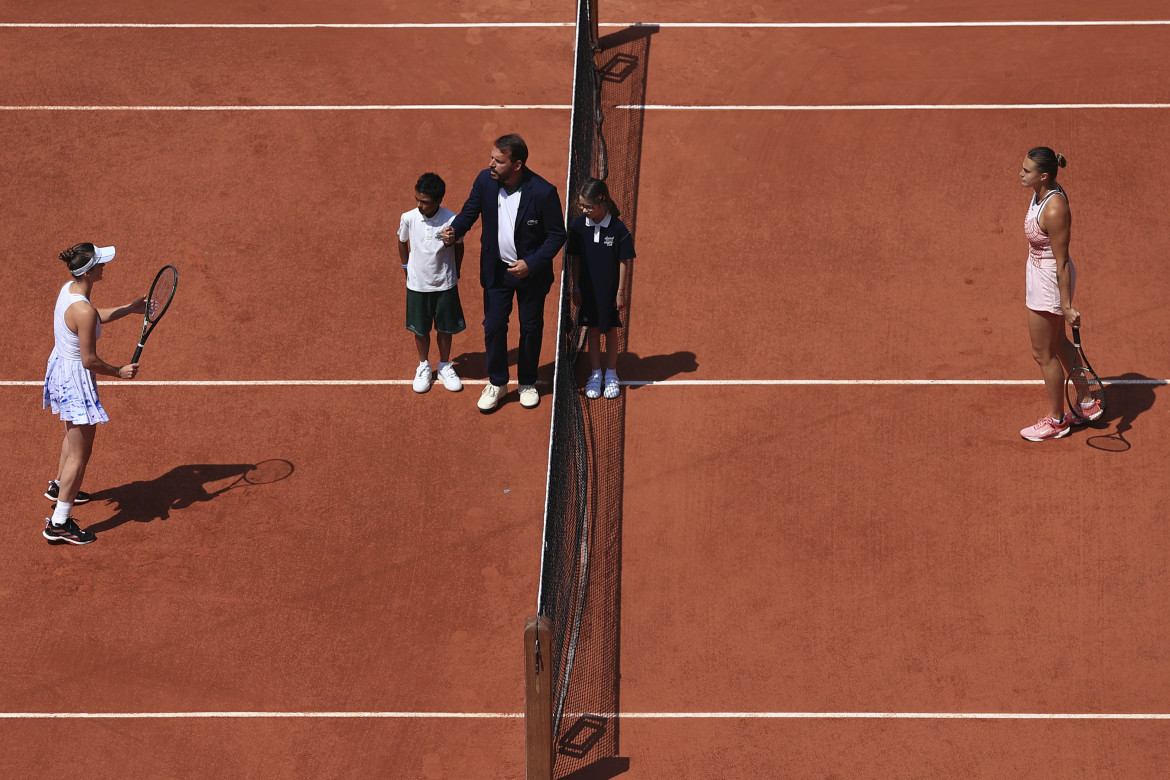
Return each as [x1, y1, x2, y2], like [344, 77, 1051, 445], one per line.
[52, 281, 99, 361]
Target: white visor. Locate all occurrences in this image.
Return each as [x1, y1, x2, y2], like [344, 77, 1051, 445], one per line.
[72, 245, 115, 276]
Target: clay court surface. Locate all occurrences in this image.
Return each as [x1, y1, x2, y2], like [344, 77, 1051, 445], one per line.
[3, 1, 1170, 777]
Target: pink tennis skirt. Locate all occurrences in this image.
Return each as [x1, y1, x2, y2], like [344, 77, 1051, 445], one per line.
[1025, 260, 1076, 315]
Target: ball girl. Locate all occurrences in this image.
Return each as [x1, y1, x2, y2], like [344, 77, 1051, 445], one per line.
[42, 243, 145, 544]
[568, 178, 636, 399]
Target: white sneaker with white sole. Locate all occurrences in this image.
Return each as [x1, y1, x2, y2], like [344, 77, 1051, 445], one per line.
[436, 362, 463, 392]
[519, 385, 540, 408]
[478, 383, 503, 412]
[412, 361, 433, 393]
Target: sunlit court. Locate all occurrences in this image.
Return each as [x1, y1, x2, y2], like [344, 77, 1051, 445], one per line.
[3, 1, 1170, 777]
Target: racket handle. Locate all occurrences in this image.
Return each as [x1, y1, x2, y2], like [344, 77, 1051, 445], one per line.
[132, 344, 144, 363]
[1071, 326, 1081, 348]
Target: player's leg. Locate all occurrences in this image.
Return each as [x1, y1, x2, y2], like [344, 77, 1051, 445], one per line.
[602, 327, 622, 399]
[1027, 308, 1067, 420]
[604, 329, 620, 372]
[587, 327, 603, 371]
[407, 290, 435, 392]
[433, 288, 465, 392]
[482, 286, 515, 387]
[57, 421, 96, 505]
[414, 332, 431, 362]
[515, 283, 548, 388]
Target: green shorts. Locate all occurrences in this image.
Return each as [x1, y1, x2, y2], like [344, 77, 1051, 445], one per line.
[406, 287, 467, 336]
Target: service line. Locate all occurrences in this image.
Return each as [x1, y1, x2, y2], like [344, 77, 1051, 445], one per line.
[618, 103, 1170, 111]
[5, 103, 1170, 112]
[0, 104, 570, 111]
[2, 21, 1170, 29]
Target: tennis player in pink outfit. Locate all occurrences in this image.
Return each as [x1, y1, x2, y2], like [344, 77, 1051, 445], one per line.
[1018, 147, 1095, 441]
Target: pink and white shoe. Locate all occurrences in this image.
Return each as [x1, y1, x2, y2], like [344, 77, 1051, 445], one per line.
[1020, 415, 1071, 441]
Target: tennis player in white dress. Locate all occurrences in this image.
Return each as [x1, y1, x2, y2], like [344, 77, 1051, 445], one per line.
[42, 243, 145, 544]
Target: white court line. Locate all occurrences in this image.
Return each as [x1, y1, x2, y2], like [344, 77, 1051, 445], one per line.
[1, 711, 1168, 719]
[0, 23, 573, 29]
[619, 103, 1170, 111]
[2, 21, 1169, 29]
[617, 21, 1170, 28]
[0, 104, 570, 111]
[5, 103, 1168, 112]
[1, 379, 1164, 387]
[0, 379, 532, 387]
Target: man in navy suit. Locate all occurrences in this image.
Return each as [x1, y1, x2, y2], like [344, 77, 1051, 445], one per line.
[442, 134, 566, 412]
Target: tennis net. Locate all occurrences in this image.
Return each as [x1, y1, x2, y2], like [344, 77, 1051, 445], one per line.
[529, 1, 652, 777]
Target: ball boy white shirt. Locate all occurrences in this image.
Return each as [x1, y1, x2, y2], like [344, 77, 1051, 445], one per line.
[398, 206, 461, 292]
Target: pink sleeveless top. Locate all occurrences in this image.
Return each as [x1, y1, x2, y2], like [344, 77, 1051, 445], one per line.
[1024, 186, 1067, 270]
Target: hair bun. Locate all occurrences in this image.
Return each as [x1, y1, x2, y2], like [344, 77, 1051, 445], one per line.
[59, 248, 76, 263]
[1055, 152, 1067, 167]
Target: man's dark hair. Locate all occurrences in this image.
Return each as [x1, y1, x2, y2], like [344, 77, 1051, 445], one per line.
[494, 134, 529, 165]
[415, 172, 446, 201]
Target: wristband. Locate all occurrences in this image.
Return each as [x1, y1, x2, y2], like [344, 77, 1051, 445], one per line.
[401, 264, 409, 269]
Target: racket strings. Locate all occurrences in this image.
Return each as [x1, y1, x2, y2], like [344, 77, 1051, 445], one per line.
[1069, 367, 1095, 404]
[148, 270, 177, 322]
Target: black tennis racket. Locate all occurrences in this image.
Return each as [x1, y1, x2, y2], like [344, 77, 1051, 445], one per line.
[1065, 326, 1107, 423]
[132, 265, 178, 362]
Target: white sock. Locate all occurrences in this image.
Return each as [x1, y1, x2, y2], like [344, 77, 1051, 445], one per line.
[51, 501, 73, 526]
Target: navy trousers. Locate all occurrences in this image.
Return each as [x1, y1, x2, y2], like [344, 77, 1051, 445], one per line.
[482, 281, 549, 387]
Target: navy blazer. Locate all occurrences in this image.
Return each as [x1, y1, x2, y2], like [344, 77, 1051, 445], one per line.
[449, 168, 567, 289]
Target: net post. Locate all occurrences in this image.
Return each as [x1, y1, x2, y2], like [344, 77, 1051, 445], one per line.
[524, 615, 554, 780]
[588, 0, 599, 49]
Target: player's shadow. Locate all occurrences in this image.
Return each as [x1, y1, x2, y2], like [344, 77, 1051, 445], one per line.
[452, 348, 556, 384]
[570, 350, 698, 386]
[1084, 372, 1160, 452]
[85, 463, 263, 533]
[620, 350, 697, 385]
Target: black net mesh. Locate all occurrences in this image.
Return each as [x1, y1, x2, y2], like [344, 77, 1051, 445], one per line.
[538, 3, 653, 776]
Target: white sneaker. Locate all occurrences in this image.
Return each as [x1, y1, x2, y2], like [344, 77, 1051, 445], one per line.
[436, 362, 463, 392]
[519, 385, 540, 408]
[585, 371, 602, 399]
[412, 361, 433, 393]
[603, 371, 621, 399]
[478, 383, 503, 412]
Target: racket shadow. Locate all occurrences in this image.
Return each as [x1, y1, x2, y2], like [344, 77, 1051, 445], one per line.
[85, 461, 291, 533]
[1085, 372, 1160, 452]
